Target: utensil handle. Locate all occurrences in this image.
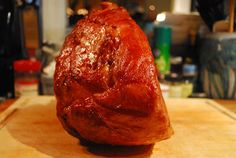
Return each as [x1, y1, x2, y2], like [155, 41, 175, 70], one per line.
[229, 0, 235, 32]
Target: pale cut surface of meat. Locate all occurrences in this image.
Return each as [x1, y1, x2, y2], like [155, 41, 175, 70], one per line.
[54, 2, 173, 145]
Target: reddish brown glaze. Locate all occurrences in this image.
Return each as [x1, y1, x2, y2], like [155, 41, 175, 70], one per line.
[54, 2, 173, 145]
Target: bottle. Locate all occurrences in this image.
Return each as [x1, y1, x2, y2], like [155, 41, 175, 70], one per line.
[13, 60, 41, 97]
[153, 25, 172, 75]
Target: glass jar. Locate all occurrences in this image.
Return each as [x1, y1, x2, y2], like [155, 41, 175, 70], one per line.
[182, 64, 198, 97]
[165, 73, 183, 98]
[181, 80, 193, 98]
[13, 60, 41, 97]
[169, 81, 183, 98]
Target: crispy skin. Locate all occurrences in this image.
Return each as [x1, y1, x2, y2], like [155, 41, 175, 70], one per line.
[54, 2, 173, 145]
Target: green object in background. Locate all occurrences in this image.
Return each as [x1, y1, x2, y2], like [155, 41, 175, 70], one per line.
[154, 44, 170, 74]
[153, 25, 172, 74]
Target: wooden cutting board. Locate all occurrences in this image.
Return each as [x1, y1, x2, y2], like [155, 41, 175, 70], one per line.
[0, 96, 236, 158]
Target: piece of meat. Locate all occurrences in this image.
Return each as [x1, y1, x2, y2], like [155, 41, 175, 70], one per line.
[54, 2, 173, 145]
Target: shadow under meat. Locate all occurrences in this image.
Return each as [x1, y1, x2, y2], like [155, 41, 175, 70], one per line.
[79, 137, 154, 157]
[5, 102, 154, 158]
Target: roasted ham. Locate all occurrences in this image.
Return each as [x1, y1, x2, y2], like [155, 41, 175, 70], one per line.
[54, 2, 173, 145]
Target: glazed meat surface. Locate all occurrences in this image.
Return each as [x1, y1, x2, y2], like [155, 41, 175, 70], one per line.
[54, 2, 173, 145]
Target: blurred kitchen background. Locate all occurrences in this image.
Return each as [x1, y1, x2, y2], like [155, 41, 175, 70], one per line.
[1, 0, 236, 100]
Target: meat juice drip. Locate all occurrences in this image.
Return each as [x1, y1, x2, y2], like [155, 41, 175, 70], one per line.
[54, 2, 173, 145]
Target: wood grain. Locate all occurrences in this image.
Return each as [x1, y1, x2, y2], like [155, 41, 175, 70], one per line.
[0, 96, 236, 158]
